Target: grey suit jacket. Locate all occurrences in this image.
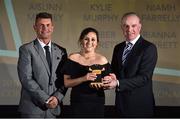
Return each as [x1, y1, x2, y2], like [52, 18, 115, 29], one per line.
[17, 39, 67, 117]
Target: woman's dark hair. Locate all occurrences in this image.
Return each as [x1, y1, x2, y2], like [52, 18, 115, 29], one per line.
[78, 27, 99, 46]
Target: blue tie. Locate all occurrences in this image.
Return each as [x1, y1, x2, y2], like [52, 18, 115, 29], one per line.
[122, 42, 133, 65]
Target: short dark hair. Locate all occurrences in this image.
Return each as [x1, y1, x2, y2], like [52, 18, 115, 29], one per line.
[78, 27, 99, 46]
[35, 12, 52, 24]
[121, 12, 141, 23]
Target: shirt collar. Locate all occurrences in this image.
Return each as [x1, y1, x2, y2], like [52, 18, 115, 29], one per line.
[126, 34, 140, 45]
[37, 38, 51, 49]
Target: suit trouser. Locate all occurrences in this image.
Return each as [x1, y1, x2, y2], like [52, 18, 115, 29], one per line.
[20, 110, 56, 118]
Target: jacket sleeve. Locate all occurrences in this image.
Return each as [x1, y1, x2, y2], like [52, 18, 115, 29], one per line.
[54, 48, 68, 102]
[111, 45, 121, 78]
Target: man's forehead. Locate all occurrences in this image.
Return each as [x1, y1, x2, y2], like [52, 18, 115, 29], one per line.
[36, 19, 52, 25]
[122, 15, 140, 24]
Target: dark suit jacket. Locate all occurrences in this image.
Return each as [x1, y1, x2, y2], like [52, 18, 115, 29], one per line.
[17, 39, 67, 117]
[111, 36, 158, 117]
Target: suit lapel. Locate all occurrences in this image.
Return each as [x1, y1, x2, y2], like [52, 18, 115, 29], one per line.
[51, 43, 62, 75]
[119, 42, 126, 66]
[33, 39, 51, 75]
[124, 36, 143, 66]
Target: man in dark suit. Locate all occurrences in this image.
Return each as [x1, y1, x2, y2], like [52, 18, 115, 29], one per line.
[17, 12, 67, 118]
[103, 12, 158, 117]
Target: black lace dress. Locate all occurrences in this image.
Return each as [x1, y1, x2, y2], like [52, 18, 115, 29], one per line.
[61, 59, 111, 117]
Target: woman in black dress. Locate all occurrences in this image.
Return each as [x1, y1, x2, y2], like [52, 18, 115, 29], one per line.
[61, 27, 111, 117]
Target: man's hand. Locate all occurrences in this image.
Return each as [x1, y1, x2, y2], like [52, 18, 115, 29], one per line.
[102, 73, 118, 90]
[46, 96, 58, 109]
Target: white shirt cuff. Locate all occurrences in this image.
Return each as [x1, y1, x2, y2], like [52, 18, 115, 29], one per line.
[116, 80, 119, 87]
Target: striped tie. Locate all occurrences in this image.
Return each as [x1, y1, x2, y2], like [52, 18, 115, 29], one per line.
[122, 42, 133, 65]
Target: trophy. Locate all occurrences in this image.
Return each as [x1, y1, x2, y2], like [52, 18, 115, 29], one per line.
[88, 65, 105, 88]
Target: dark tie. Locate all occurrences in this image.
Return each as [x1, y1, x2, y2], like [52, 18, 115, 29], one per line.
[44, 45, 51, 70]
[122, 42, 133, 65]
